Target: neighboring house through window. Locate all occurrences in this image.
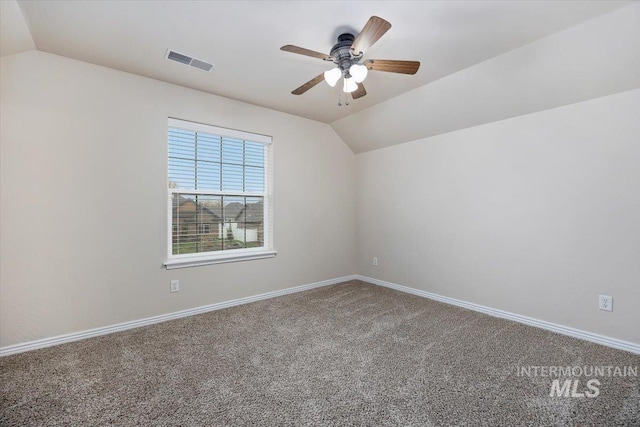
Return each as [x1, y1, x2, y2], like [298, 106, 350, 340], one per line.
[164, 118, 275, 269]
[198, 223, 211, 235]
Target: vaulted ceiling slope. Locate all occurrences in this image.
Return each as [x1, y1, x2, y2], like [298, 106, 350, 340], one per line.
[4, 1, 638, 153]
[0, 0, 35, 57]
[333, 3, 640, 153]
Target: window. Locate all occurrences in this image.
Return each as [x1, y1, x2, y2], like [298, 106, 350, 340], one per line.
[164, 118, 275, 269]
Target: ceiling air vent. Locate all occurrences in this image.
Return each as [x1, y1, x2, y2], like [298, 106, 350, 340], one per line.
[165, 49, 214, 72]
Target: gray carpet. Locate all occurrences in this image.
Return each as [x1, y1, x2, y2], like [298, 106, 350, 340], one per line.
[1, 280, 639, 426]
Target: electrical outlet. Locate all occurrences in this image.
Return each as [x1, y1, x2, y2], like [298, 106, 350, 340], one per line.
[599, 295, 612, 312]
[170, 280, 180, 293]
[373, 257, 378, 266]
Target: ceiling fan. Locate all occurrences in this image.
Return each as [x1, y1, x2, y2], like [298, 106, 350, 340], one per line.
[280, 16, 420, 100]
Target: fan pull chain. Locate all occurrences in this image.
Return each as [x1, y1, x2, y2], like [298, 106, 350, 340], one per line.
[337, 89, 350, 107]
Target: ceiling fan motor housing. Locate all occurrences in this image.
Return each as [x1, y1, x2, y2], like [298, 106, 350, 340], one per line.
[330, 33, 362, 77]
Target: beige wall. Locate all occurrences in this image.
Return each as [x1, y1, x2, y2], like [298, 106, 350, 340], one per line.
[2, 50, 638, 350]
[0, 51, 357, 347]
[357, 89, 640, 344]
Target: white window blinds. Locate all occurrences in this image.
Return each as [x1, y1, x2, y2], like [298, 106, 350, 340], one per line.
[166, 118, 273, 263]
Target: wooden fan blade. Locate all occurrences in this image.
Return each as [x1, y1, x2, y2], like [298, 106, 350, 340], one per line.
[351, 16, 392, 56]
[365, 59, 420, 75]
[281, 45, 332, 61]
[351, 83, 367, 99]
[291, 73, 325, 95]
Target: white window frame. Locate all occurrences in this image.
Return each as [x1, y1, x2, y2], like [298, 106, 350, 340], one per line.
[164, 118, 276, 269]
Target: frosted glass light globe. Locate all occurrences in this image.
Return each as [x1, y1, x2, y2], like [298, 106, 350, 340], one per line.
[324, 68, 341, 87]
[343, 77, 358, 93]
[349, 64, 368, 83]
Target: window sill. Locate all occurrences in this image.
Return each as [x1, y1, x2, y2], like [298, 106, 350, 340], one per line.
[164, 249, 277, 270]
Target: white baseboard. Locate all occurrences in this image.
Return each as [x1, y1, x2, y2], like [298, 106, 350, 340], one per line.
[357, 275, 640, 355]
[0, 275, 358, 357]
[5, 274, 637, 357]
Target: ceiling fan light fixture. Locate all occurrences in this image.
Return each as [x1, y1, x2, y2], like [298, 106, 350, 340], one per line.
[324, 68, 341, 87]
[343, 77, 358, 93]
[349, 64, 368, 83]
[282, 16, 420, 99]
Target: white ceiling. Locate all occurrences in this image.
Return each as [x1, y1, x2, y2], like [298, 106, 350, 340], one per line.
[0, 0, 35, 57]
[12, 0, 631, 125]
[333, 4, 640, 153]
